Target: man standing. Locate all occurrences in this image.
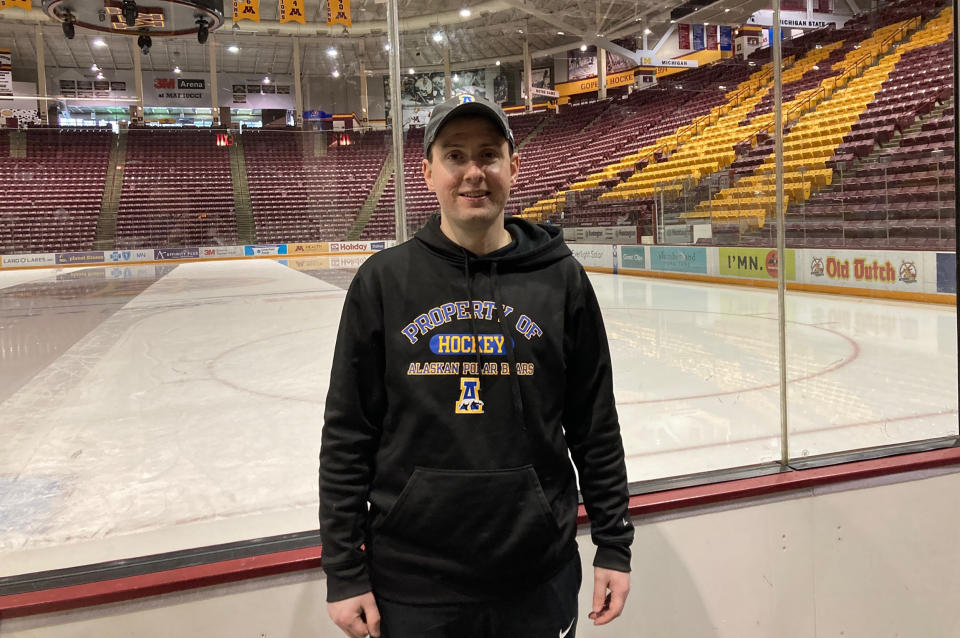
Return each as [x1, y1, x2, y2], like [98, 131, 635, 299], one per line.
[320, 95, 633, 637]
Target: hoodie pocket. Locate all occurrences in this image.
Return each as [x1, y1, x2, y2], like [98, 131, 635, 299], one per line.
[377, 465, 562, 578]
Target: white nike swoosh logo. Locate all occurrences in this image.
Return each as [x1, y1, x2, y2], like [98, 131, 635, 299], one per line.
[559, 616, 575, 638]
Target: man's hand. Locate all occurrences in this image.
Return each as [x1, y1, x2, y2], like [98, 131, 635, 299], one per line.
[328, 592, 381, 638]
[588, 566, 630, 626]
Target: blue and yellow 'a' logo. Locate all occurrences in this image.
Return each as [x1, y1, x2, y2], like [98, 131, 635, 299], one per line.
[457, 94, 474, 104]
[455, 377, 484, 414]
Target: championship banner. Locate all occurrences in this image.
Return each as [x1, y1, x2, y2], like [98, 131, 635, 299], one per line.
[706, 25, 718, 49]
[0, 0, 31, 10]
[233, 0, 259, 22]
[326, 0, 351, 27]
[692, 24, 705, 50]
[678, 23, 691, 49]
[0, 49, 12, 100]
[719, 26, 733, 51]
[279, 0, 304, 24]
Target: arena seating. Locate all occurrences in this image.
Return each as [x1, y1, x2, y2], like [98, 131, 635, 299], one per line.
[790, 31, 955, 248]
[244, 129, 390, 242]
[360, 126, 431, 240]
[0, 0, 952, 255]
[116, 129, 238, 249]
[0, 128, 111, 254]
[501, 101, 611, 216]
[680, 13, 939, 232]
[518, 59, 760, 226]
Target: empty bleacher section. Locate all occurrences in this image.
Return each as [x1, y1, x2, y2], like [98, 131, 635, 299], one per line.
[507, 101, 612, 215]
[706, 7, 953, 247]
[0, 129, 111, 254]
[360, 126, 427, 240]
[687, 19, 923, 229]
[580, 61, 779, 225]
[0, 0, 952, 255]
[243, 129, 390, 243]
[518, 60, 761, 227]
[787, 12, 955, 248]
[594, 15, 920, 231]
[115, 129, 238, 249]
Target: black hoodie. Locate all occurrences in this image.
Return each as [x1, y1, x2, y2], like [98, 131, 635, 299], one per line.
[319, 214, 634, 604]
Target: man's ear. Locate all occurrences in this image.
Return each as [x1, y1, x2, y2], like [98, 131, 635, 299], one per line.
[422, 157, 435, 192]
[509, 152, 520, 187]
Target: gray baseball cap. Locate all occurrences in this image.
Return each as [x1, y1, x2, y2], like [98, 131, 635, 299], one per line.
[423, 94, 515, 158]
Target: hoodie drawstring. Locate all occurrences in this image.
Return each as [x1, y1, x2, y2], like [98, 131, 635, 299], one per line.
[491, 262, 527, 432]
[462, 249, 483, 377]
[461, 252, 526, 432]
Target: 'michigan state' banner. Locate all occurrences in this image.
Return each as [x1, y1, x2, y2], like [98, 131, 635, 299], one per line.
[233, 0, 260, 22]
[279, 0, 304, 23]
[327, 0, 351, 27]
[0, 0, 31, 10]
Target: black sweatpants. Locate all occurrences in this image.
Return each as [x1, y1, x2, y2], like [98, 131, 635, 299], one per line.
[375, 555, 581, 638]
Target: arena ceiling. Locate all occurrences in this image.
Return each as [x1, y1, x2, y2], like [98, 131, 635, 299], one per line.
[0, 0, 769, 78]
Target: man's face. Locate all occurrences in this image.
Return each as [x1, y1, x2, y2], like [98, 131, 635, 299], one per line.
[422, 115, 519, 231]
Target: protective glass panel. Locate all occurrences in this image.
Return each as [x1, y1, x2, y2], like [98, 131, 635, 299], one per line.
[780, 3, 957, 458]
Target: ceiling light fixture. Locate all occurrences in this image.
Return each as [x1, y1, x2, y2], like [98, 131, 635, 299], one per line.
[433, 31, 444, 43]
[724, 7, 731, 12]
[263, 75, 271, 84]
[495, 60, 501, 65]
[384, 43, 391, 51]
[557, 31, 564, 35]
[580, 44, 587, 51]
[332, 69, 340, 78]
[459, 8, 470, 17]
[91, 63, 100, 72]
[643, 28, 652, 35]
[92, 38, 107, 47]
[96, 72, 105, 79]
[408, 67, 415, 74]
[228, 45, 240, 53]
[327, 47, 338, 57]
[173, 65, 181, 74]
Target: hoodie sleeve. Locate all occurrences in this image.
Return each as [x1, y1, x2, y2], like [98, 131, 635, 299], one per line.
[319, 269, 386, 602]
[562, 267, 634, 573]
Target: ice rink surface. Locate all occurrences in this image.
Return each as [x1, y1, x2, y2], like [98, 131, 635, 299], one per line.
[1, 256, 956, 575]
